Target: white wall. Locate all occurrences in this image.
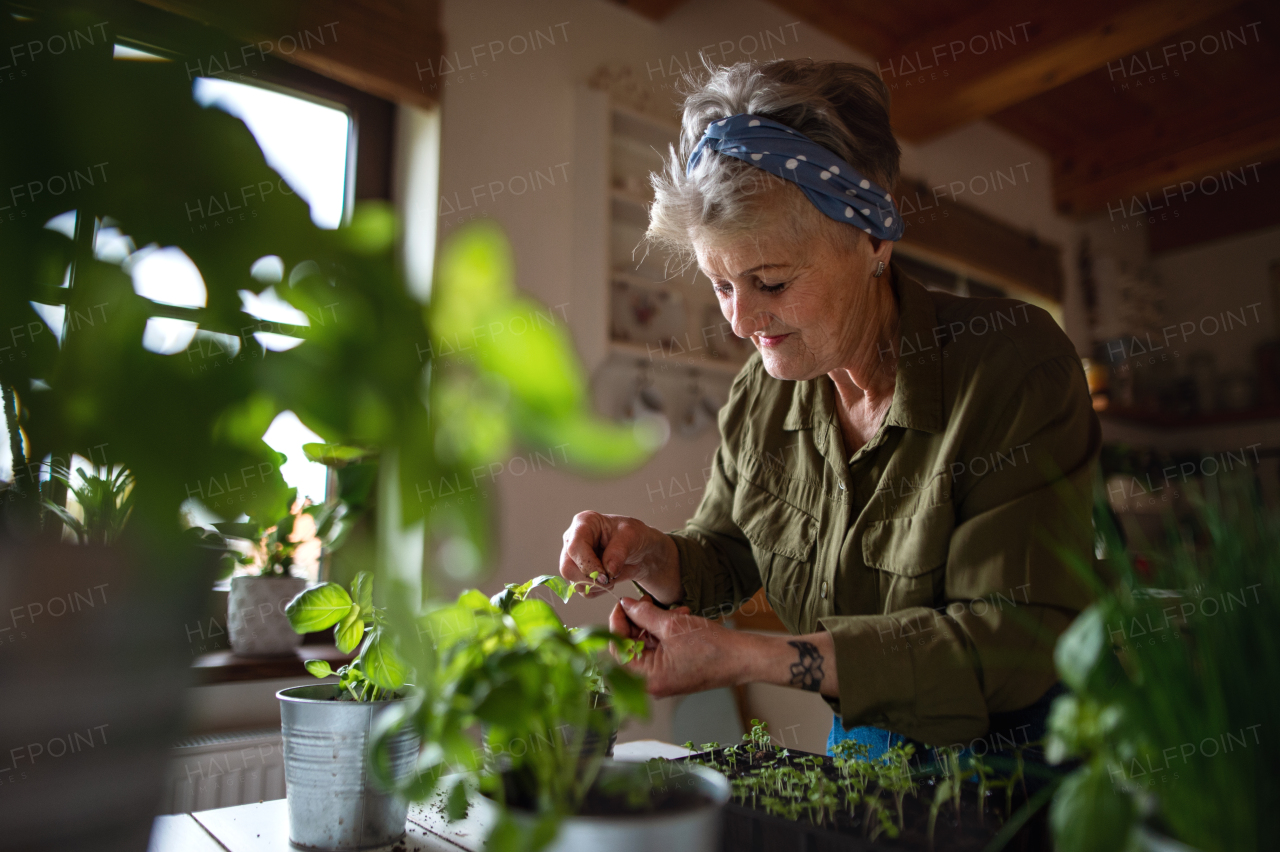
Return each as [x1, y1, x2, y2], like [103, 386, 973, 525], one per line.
[434, 0, 1086, 747]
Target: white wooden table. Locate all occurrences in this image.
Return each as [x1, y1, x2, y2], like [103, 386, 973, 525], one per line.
[148, 740, 692, 852]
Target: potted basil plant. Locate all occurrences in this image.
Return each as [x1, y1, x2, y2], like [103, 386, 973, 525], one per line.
[216, 496, 349, 656]
[371, 578, 729, 852]
[278, 571, 417, 851]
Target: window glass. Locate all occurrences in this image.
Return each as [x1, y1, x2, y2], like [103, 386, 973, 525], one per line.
[193, 77, 351, 229]
[189, 78, 352, 508]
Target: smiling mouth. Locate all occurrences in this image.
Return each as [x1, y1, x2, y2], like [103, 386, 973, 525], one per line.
[755, 332, 792, 348]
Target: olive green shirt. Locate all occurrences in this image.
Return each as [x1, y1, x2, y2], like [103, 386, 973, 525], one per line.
[668, 267, 1099, 746]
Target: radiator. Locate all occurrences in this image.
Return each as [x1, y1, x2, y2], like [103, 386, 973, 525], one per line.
[158, 728, 285, 814]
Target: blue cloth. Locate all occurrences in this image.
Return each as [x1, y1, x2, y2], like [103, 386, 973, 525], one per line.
[686, 113, 905, 242]
[827, 682, 1069, 767]
[826, 722, 908, 762]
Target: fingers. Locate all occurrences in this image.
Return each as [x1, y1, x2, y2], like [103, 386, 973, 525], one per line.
[618, 596, 672, 639]
[598, 520, 647, 585]
[559, 512, 607, 597]
[560, 512, 656, 596]
[608, 600, 640, 640]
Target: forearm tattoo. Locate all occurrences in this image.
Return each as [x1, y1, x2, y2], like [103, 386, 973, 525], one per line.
[787, 640, 825, 692]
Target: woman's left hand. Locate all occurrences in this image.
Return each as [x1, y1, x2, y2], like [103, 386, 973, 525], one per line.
[609, 596, 840, 699]
[609, 597, 753, 697]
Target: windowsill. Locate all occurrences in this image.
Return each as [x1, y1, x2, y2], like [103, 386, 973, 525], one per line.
[191, 645, 354, 686]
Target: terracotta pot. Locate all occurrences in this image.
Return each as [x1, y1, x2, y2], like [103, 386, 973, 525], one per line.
[228, 575, 307, 656]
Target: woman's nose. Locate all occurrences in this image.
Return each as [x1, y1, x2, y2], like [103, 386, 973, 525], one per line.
[727, 293, 768, 339]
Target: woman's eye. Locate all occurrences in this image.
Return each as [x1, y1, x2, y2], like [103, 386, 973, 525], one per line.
[713, 283, 733, 295]
[760, 281, 787, 294]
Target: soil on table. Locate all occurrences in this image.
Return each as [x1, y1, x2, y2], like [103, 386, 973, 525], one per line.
[675, 747, 1052, 852]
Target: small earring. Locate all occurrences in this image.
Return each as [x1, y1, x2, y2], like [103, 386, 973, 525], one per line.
[873, 261, 885, 278]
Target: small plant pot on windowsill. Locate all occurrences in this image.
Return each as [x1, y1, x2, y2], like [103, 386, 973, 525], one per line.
[228, 574, 307, 656]
[477, 759, 730, 852]
[277, 684, 418, 851]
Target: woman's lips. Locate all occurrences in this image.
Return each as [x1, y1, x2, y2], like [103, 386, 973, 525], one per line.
[756, 332, 791, 348]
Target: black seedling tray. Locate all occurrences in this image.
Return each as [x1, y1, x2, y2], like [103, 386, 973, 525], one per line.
[672, 747, 1052, 852]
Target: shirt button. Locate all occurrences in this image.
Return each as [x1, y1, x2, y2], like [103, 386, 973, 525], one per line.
[820, 581, 829, 599]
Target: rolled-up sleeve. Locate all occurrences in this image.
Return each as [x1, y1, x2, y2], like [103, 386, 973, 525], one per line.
[820, 355, 1099, 745]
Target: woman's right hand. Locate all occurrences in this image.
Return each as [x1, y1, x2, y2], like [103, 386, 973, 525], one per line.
[558, 511, 682, 604]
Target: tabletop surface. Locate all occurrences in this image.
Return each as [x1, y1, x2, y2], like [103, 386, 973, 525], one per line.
[148, 740, 692, 852]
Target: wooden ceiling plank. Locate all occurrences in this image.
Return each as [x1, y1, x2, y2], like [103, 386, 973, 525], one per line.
[1054, 114, 1280, 213]
[880, 0, 1242, 139]
[137, 0, 442, 108]
[609, 0, 690, 22]
[996, 3, 1276, 160]
[764, 0, 899, 60]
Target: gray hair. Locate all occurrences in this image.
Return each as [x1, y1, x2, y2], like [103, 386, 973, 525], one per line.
[646, 59, 900, 265]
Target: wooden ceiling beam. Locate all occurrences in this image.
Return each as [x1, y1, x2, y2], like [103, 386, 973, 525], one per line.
[607, 0, 690, 22]
[136, 0, 442, 108]
[763, 0, 899, 59]
[864, 0, 1241, 140]
[1053, 114, 1280, 214]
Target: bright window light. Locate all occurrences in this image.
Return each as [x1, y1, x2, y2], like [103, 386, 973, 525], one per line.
[127, 245, 208, 308]
[193, 77, 350, 229]
[142, 317, 199, 355]
[263, 411, 328, 505]
[113, 44, 168, 61]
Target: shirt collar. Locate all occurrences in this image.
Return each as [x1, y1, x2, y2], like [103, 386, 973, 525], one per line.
[782, 263, 945, 435]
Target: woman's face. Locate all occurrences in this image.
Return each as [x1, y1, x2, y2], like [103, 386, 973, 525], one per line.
[694, 201, 892, 382]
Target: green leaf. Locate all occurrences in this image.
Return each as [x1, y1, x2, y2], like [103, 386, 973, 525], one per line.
[402, 743, 448, 800]
[419, 603, 480, 649]
[285, 583, 354, 633]
[367, 697, 422, 788]
[445, 778, 469, 821]
[474, 678, 527, 726]
[529, 574, 575, 603]
[1055, 604, 1111, 694]
[1049, 761, 1136, 852]
[361, 627, 408, 690]
[304, 659, 334, 678]
[335, 604, 366, 653]
[510, 599, 566, 638]
[303, 442, 375, 467]
[457, 589, 496, 613]
[341, 201, 397, 255]
[605, 667, 649, 721]
[489, 586, 518, 613]
[530, 814, 562, 852]
[351, 571, 374, 612]
[432, 220, 515, 339]
[485, 814, 527, 852]
[212, 521, 262, 540]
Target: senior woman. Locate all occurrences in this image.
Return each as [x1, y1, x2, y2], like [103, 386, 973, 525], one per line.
[560, 59, 1099, 758]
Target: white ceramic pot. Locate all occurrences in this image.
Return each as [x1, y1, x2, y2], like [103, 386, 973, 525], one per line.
[484, 761, 730, 852]
[228, 575, 307, 656]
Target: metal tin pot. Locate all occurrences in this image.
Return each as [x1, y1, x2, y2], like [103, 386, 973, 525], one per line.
[277, 684, 418, 851]
[229, 575, 307, 656]
[481, 760, 730, 852]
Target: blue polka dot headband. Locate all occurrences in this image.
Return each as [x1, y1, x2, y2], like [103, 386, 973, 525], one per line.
[686, 113, 904, 241]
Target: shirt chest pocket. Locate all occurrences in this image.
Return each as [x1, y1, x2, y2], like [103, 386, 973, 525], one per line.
[732, 478, 818, 627]
[861, 501, 954, 612]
